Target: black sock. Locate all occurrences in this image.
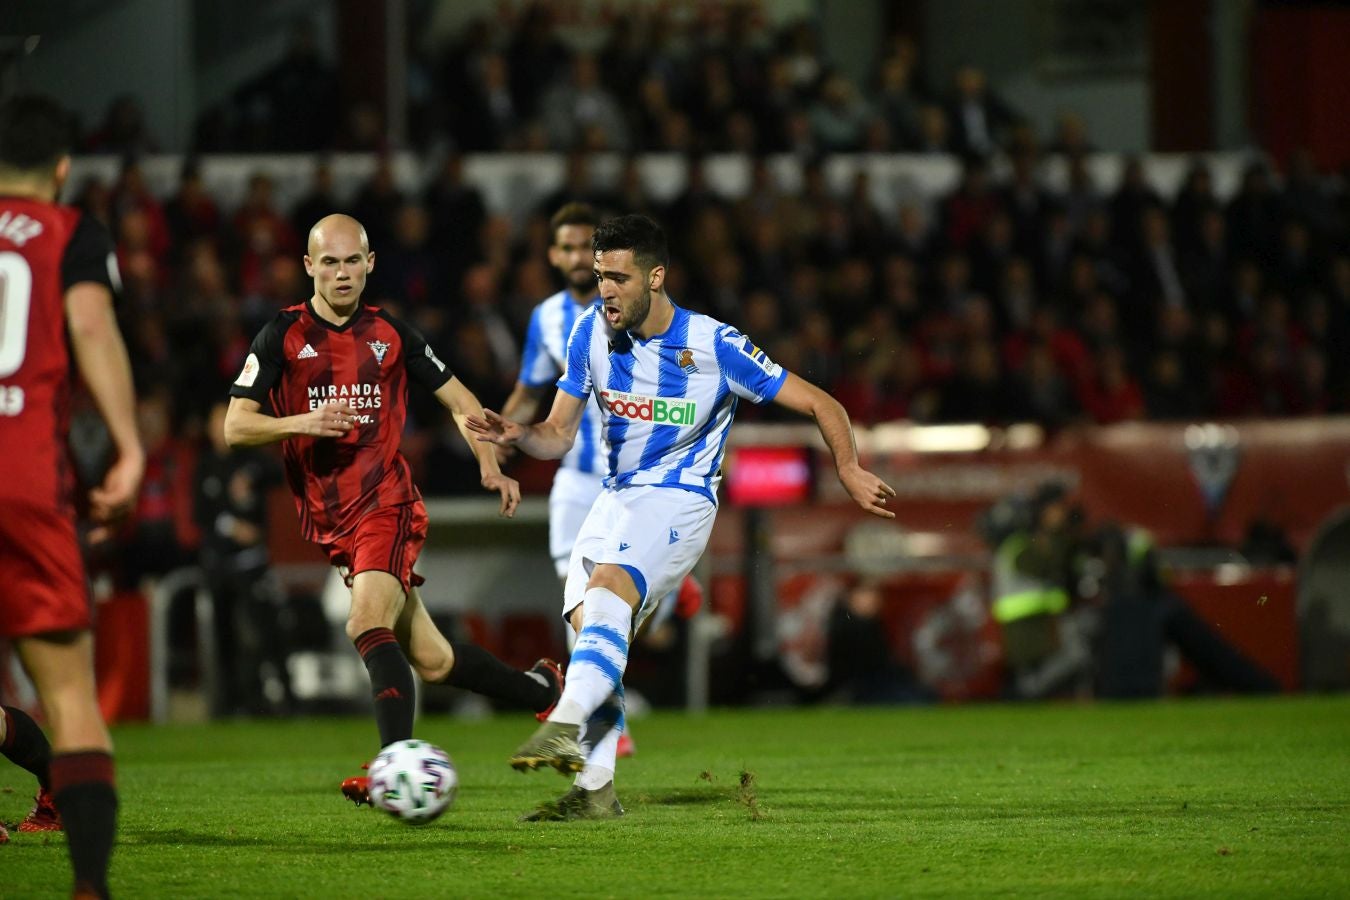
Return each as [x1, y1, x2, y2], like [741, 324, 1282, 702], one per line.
[50, 751, 117, 900]
[442, 642, 553, 711]
[2, 705, 52, 792]
[354, 627, 416, 748]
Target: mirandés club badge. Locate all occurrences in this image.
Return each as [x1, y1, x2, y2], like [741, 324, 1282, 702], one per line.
[1184, 423, 1240, 517]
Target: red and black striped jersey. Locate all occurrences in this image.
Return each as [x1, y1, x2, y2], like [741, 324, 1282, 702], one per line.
[229, 300, 453, 545]
[0, 196, 119, 512]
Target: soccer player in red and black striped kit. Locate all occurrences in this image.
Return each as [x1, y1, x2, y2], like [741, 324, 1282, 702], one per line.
[224, 214, 562, 804]
[0, 95, 143, 897]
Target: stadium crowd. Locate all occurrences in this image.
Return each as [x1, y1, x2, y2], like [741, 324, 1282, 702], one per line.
[61, 6, 1350, 513]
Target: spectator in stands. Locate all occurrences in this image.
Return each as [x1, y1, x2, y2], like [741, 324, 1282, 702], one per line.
[83, 94, 158, 156]
[1078, 344, 1145, 424]
[1131, 206, 1188, 312]
[456, 52, 522, 152]
[118, 389, 199, 584]
[1046, 111, 1094, 157]
[541, 53, 630, 152]
[1272, 218, 1320, 299]
[1171, 160, 1218, 256]
[689, 54, 742, 150]
[873, 52, 924, 150]
[231, 173, 299, 296]
[941, 155, 1000, 251]
[270, 25, 339, 150]
[163, 160, 222, 260]
[368, 202, 440, 310]
[945, 64, 1019, 157]
[1061, 154, 1102, 235]
[808, 71, 871, 153]
[1226, 162, 1283, 261]
[111, 158, 171, 266]
[994, 256, 1038, 335]
[1007, 341, 1081, 430]
[290, 160, 343, 242]
[1283, 149, 1341, 242]
[349, 155, 403, 251]
[507, 4, 571, 122]
[424, 153, 487, 288]
[1143, 348, 1206, 420]
[999, 150, 1052, 258]
[936, 339, 1009, 424]
[1181, 208, 1232, 312]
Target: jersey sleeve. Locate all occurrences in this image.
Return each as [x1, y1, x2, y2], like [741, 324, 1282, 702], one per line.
[714, 326, 788, 403]
[60, 211, 121, 296]
[518, 305, 560, 388]
[384, 313, 455, 392]
[556, 307, 596, 399]
[229, 315, 290, 403]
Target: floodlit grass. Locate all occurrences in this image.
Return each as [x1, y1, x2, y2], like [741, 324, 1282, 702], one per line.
[3, 696, 1347, 898]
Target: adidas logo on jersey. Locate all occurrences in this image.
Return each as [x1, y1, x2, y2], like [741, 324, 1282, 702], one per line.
[297, 343, 318, 359]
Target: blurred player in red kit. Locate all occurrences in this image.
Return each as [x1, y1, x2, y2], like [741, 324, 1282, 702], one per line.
[0, 95, 144, 898]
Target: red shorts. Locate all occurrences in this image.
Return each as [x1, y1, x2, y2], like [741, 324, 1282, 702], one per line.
[322, 502, 428, 593]
[0, 501, 91, 637]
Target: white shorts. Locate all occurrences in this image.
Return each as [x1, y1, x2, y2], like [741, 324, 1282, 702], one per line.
[563, 485, 717, 634]
[548, 468, 606, 578]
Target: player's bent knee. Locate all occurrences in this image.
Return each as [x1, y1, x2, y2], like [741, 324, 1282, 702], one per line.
[587, 564, 642, 608]
[413, 653, 453, 684]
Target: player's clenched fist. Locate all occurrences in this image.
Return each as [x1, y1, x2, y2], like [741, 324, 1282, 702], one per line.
[300, 401, 357, 437]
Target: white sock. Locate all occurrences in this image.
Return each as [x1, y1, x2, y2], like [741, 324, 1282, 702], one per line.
[549, 588, 632, 726]
[576, 689, 624, 789]
[578, 690, 624, 788]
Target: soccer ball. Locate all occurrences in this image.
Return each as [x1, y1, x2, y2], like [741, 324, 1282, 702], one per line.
[367, 739, 458, 825]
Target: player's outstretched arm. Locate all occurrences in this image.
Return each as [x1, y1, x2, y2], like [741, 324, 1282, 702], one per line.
[223, 396, 356, 448]
[435, 376, 522, 518]
[771, 372, 896, 520]
[466, 389, 585, 461]
[66, 281, 145, 526]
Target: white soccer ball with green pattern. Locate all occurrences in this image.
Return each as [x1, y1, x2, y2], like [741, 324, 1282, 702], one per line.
[367, 739, 458, 824]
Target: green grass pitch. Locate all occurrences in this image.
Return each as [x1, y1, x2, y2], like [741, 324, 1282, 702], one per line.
[3, 696, 1347, 898]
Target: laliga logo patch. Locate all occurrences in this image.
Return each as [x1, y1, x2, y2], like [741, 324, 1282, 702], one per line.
[675, 348, 698, 374]
[368, 340, 390, 365]
[1184, 423, 1240, 517]
[234, 353, 260, 387]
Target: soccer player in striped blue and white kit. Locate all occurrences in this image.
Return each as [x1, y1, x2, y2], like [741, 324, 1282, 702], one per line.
[499, 204, 610, 581]
[500, 204, 698, 759]
[469, 215, 895, 820]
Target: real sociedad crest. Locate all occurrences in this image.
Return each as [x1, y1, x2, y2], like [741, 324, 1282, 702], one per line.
[368, 340, 391, 365]
[1184, 423, 1240, 517]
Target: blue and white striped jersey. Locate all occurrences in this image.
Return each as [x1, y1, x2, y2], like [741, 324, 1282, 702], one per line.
[518, 289, 606, 475]
[557, 302, 788, 504]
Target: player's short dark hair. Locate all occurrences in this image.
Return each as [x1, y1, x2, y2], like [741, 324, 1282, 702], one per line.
[592, 214, 668, 273]
[549, 202, 599, 238]
[0, 94, 75, 173]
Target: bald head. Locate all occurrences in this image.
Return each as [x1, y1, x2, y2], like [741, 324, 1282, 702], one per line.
[305, 214, 374, 315]
[308, 213, 369, 256]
